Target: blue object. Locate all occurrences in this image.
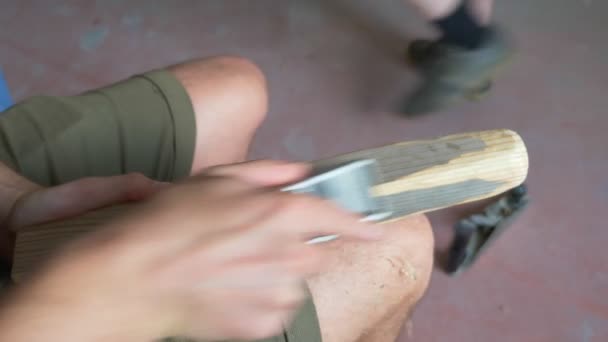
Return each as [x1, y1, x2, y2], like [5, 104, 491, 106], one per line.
[0, 69, 13, 112]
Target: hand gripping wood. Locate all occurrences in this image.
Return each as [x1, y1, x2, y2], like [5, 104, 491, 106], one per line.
[11, 129, 528, 281]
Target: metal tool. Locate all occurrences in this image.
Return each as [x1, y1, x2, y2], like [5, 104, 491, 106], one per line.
[282, 159, 392, 244]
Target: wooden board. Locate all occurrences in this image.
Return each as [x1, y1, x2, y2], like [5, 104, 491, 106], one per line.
[12, 129, 528, 281]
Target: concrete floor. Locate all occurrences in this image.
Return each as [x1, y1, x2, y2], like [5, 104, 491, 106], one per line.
[1, 0, 607, 341]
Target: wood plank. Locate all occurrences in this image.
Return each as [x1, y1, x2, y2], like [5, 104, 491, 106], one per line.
[12, 129, 528, 281]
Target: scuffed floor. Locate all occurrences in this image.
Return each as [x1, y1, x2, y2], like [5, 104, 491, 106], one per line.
[1, 0, 607, 340]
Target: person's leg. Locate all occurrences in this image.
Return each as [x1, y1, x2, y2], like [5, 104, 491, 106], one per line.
[403, 0, 509, 115]
[308, 214, 434, 342]
[0, 55, 267, 186]
[411, 0, 493, 50]
[470, 0, 493, 25]
[168, 56, 268, 174]
[408, 0, 462, 19]
[409, 0, 493, 23]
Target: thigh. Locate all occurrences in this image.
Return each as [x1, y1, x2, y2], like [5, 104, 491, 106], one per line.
[307, 215, 434, 342]
[167, 56, 268, 174]
[0, 70, 196, 186]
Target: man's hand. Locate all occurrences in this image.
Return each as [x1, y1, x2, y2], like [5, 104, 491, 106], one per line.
[0, 161, 384, 342]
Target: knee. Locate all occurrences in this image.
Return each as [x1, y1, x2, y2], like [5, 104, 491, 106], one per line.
[170, 55, 268, 123]
[377, 214, 434, 304]
[203, 56, 267, 114]
[307, 215, 434, 342]
[206, 56, 267, 123]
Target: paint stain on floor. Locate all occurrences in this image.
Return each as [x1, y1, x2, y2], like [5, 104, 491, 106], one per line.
[79, 27, 109, 52]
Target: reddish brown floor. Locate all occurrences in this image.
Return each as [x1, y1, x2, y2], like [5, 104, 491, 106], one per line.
[1, 0, 607, 341]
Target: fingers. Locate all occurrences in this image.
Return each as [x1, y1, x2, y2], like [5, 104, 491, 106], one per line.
[138, 178, 280, 240]
[204, 162, 384, 242]
[143, 184, 382, 264]
[205, 160, 310, 186]
[261, 193, 386, 243]
[174, 235, 324, 287]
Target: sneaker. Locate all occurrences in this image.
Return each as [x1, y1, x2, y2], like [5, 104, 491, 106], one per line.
[404, 28, 512, 115]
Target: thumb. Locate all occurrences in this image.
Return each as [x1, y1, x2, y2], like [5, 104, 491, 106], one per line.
[205, 160, 311, 187]
[9, 173, 166, 230]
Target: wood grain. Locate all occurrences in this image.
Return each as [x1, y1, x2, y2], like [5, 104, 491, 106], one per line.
[12, 129, 528, 281]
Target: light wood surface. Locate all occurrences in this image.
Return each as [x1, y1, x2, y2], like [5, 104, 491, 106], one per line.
[12, 129, 528, 281]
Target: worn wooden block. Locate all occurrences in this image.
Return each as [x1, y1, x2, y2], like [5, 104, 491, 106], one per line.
[12, 129, 528, 282]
